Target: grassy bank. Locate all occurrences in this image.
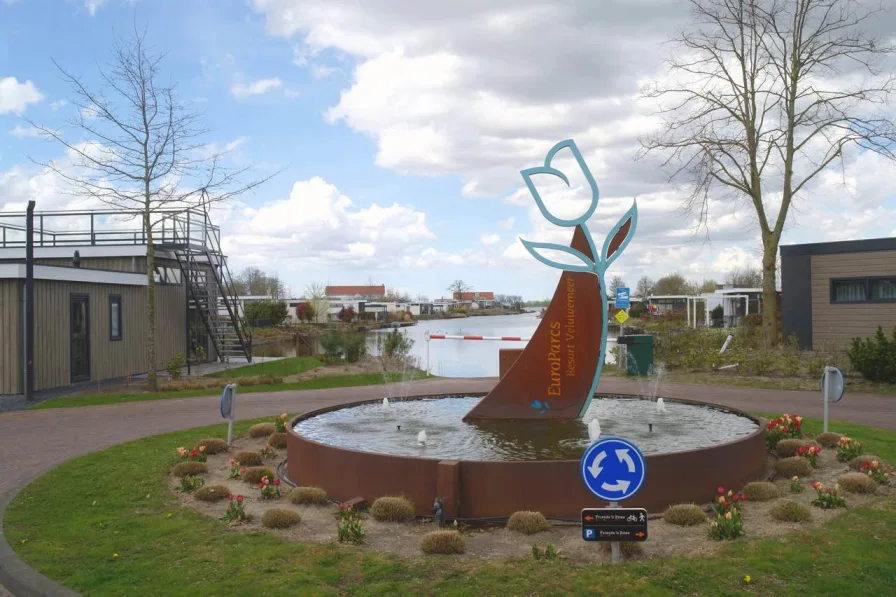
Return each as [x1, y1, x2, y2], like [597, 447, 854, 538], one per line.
[28, 372, 427, 411]
[4, 415, 895, 596]
[205, 356, 323, 378]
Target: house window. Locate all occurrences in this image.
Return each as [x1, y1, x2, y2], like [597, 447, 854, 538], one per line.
[831, 277, 896, 303]
[109, 295, 122, 340]
[153, 267, 182, 285]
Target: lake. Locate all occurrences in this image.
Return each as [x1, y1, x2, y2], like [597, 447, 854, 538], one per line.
[252, 313, 618, 378]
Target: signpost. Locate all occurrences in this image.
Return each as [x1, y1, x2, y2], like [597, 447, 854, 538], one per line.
[614, 287, 630, 309]
[821, 367, 845, 433]
[580, 436, 647, 562]
[220, 384, 237, 446]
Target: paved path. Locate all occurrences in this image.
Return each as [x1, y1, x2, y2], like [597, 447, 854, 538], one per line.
[0, 377, 893, 596]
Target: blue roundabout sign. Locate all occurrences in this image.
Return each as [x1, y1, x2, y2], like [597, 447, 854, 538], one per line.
[580, 436, 647, 502]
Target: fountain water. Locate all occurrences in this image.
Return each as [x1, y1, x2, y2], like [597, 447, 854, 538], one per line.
[588, 418, 601, 442]
[417, 430, 427, 445]
[656, 397, 667, 414]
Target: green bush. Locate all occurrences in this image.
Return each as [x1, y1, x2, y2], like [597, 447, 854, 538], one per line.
[662, 503, 707, 526]
[244, 300, 289, 327]
[166, 353, 186, 381]
[382, 329, 414, 359]
[321, 331, 344, 360]
[321, 330, 368, 363]
[846, 326, 896, 383]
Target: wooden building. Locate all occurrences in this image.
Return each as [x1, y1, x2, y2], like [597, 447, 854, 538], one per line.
[0, 208, 251, 397]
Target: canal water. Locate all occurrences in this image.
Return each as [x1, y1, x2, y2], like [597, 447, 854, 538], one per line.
[254, 312, 619, 379]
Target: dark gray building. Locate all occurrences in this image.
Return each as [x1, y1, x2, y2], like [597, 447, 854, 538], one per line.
[781, 237, 896, 349]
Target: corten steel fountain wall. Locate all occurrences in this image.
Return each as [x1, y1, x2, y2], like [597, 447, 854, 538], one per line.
[286, 394, 768, 519]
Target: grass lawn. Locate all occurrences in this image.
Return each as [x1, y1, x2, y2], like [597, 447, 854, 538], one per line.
[204, 356, 323, 378]
[28, 372, 427, 411]
[4, 415, 896, 596]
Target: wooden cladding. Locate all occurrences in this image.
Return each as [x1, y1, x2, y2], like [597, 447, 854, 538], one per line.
[0, 280, 21, 394]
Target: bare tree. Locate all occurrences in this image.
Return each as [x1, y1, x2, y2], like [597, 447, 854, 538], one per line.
[28, 27, 272, 389]
[608, 276, 627, 298]
[233, 266, 284, 298]
[641, 0, 896, 344]
[725, 266, 763, 287]
[304, 282, 329, 323]
[636, 276, 656, 299]
[447, 280, 471, 297]
[699, 278, 720, 293]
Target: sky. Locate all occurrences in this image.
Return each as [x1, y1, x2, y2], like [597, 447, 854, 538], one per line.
[1, 0, 895, 301]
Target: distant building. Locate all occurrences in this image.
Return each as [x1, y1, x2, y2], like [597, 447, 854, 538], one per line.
[452, 291, 496, 309]
[325, 285, 386, 299]
[782, 237, 896, 348]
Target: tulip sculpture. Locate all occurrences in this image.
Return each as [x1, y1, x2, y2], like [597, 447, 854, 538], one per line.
[464, 139, 638, 421]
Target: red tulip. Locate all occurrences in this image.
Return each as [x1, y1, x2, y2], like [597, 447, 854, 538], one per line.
[237, 495, 244, 504]
[274, 478, 281, 486]
[717, 486, 725, 494]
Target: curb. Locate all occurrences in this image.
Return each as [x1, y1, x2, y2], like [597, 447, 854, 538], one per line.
[0, 485, 82, 597]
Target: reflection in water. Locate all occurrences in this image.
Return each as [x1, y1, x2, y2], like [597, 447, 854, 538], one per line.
[293, 395, 759, 461]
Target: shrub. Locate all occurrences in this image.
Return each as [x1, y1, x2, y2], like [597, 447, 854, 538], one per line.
[836, 437, 864, 462]
[197, 438, 228, 455]
[194, 485, 230, 502]
[261, 508, 302, 529]
[342, 330, 367, 363]
[234, 451, 263, 467]
[166, 353, 186, 381]
[382, 328, 414, 359]
[531, 543, 563, 561]
[776, 439, 815, 458]
[172, 461, 208, 477]
[770, 500, 811, 523]
[848, 454, 883, 471]
[244, 300, 289, 327]
[370, 496, 416, 523]
[420, 530, 466, 555]
[249, 423, 276, 439]
[598, 541, 644, 560]
[267, 432, 288, 449]
[662, 503, 707, 526]
[774, 457, 813, 477]
[273, 413, 290, 433]
[242, 466, 276, 484]
[846, 326, 896, 383]
[288, 486, 328, 505]
[742, 481, 781, 501]
[816, 432, 844, 448]
[810, 481, 847, 509]
[259, 445, 278, 460]
[838, 472, 877, 494]
[507, 511, 552, 535]
[321, 331, 344, 360]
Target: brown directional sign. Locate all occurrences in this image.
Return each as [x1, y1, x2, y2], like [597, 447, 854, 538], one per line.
[463, 226, 606, 420]
[581, 508, 648, 542]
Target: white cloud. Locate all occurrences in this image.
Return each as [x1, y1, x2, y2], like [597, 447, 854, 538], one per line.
[79, 105, 99, 120]
[497, 217, 514, 230]
[480, 233, 500, 245]
[0, 77, 44, 114]
[230, 78, 283, 98]
[84, 0, 106, 15]
[8, 124, 45, 138]
[310, 64, 338, 80]
[225, 137, 248, 152]
[49, 99, 67, 111]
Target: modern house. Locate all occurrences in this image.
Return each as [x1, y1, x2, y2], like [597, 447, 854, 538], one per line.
[0, 207, 251, 397]
[781, 237, 896, 348]
[647, 286, 771, 328]
[452, 291, 496, 309]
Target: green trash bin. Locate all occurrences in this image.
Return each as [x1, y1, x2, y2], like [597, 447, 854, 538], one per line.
[617, 334, 654, 376]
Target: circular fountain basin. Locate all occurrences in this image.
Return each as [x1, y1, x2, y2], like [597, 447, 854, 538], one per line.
[286, 394, 767, 519]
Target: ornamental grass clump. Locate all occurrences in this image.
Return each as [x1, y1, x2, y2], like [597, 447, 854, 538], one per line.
[370, 496, 415, 522]
[249, 423, 276, 438]
[742, 481, 781, 501]
[662, 503, 707, 526]
[810, 481, 847, 509]
[261, 508, 302, 529]
[234, 451, 263, 467]
[848, 454, 884, 471]
[267, 432, 288, 449]
[774, 457, 813, 477]
[507, 511, 552, 535]
[708, 487, 746, 541]
[242, 466, 275, 484]
[172, 461, 208, 478]
[197, 438, 228, 455]
[258, 475, 282, 500]
[836, 436, 864, 462]
[288, 486, 328, 505]
[776, 439, 814, 458]
[816, 432, 844, 448]
[837, 472, 877, 494]
[420, 530, 466, 555]
[195, 485, 230, 503]
[860, 460, 892, 484]
[770, 500, 811, 523]
[765, 414, 803, 450]
[259, 445, 278, 460]
[335, 503, 365, 544]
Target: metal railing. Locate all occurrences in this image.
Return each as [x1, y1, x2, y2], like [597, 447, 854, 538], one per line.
[0, 208, 222, 250]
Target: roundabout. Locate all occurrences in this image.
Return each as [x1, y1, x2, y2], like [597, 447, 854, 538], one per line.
[1, 378, 895, 596]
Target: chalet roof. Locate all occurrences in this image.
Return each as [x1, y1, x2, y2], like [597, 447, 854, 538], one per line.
[325, 284, 386, 297]
[453, 291, 495, 300]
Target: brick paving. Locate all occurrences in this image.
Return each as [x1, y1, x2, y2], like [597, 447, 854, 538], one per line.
[0, 376, 893, 595]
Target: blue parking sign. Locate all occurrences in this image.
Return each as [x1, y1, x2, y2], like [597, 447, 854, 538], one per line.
[615, 287, 630, 309]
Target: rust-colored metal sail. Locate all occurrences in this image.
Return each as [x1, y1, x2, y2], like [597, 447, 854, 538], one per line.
[463, 226, 604, 421]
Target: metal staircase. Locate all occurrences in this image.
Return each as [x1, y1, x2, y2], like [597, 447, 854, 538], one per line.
[163, 209, 252, 363]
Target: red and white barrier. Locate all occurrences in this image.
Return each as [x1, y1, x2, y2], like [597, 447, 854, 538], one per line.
[427, 334, 530, 341]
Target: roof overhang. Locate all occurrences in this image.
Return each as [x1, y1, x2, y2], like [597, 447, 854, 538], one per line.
[0, 263, 147, 286]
